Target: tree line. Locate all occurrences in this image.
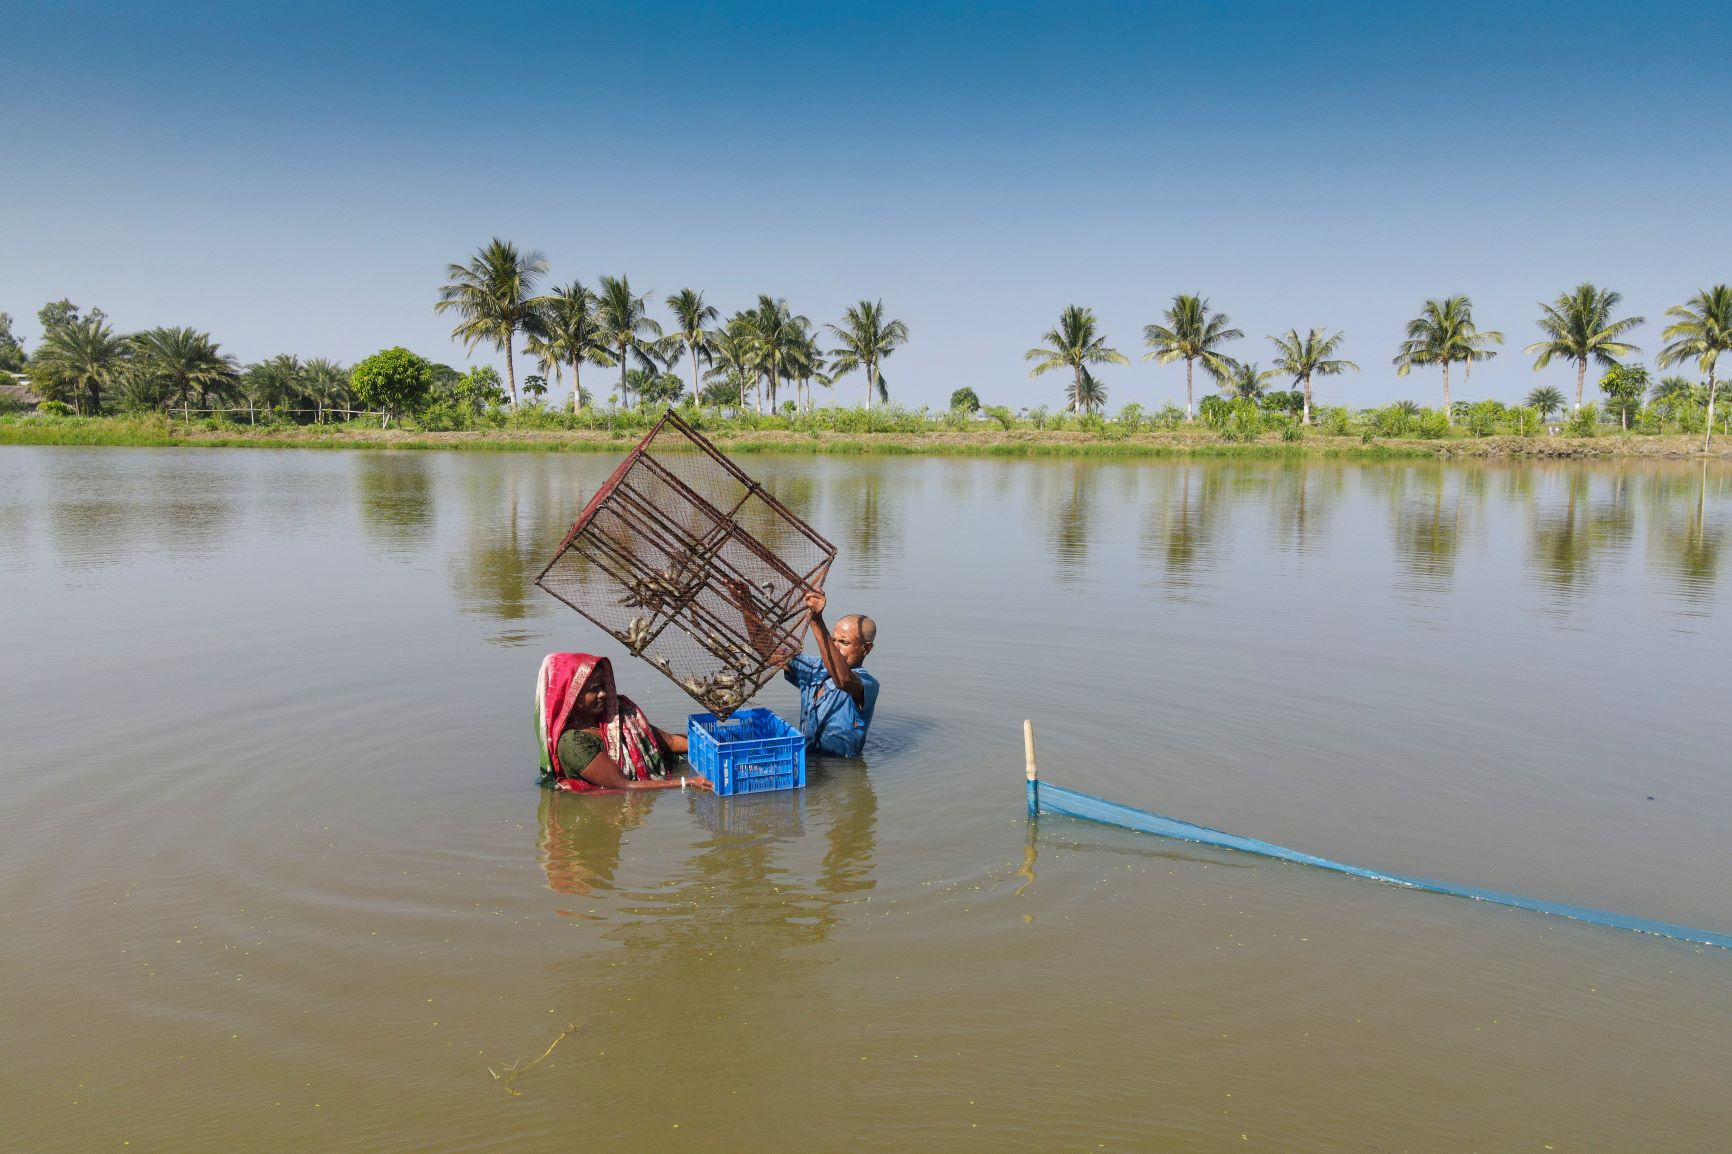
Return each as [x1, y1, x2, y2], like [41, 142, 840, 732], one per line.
[433, 238, 909, 414]
[1026, 283, 1731, 448]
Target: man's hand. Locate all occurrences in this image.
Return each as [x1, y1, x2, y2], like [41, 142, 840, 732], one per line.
[804, 589, 827, 617]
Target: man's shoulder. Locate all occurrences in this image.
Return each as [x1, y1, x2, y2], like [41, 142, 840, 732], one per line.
[783, 654, 824, 683]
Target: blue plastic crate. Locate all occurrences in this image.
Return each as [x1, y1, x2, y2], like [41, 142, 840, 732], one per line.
[687, 708, 806, 796]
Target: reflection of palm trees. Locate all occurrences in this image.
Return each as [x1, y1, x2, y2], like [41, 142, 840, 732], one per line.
[447, 466, 580, 631]
[1140, 464, 1228, 591]
[1266, 460, 1341, 555]
[354, 454, 436, 553]
[828, 466, 905, 583]
[1527, 470, 1635, 593]
[1384, 465, 1466, 589]
[1051, 463, 1099, 583]
[1647, 461, 1726, 604]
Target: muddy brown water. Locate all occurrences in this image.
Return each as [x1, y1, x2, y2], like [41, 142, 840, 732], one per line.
[3, 446, 1730, 1153]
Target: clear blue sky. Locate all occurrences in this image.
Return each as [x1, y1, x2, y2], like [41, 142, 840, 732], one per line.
[4, 1, 1728, 410]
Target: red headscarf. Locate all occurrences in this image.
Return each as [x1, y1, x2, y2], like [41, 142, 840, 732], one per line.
[537, 653, 665, 790]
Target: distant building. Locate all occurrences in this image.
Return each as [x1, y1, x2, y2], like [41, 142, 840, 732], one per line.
[2, 374, 43, 412]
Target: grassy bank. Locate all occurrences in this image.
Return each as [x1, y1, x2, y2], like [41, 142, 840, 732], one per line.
[2, 413, 1727, 460]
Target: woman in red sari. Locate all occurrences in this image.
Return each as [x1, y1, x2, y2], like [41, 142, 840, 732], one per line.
[535, 653, 710, 792]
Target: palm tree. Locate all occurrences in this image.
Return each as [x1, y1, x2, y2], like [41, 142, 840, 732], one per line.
[595, 275, 663, 409]
[1525, 385, 1565, 422]
[1067, 366, 1110, 414]
[704, 321, 755, 410]
[1026, 306, 1128, 414]
[826, 300, 909, 408]
[128, 326, 239, 413]
[1142, 294, 1243, 421]
[1267, 328, 1358, 425]
[1523, 283, 1644, 411]
[1393, 296, 1500, 423]
[1222, 361, 1279, 401]
[25, 314, 130, 414]
[1657, 285, 1732, 452]
[783, 318, 827, 413]
[1460, 315, 1504, 386]
[527, 281, 614, 410]
[243, 354, 306, 419]
[740, 296, 810, 413]
[302, 358, 352, 422]
[435, 238, 548, 407]
[666, 288, 720, 403]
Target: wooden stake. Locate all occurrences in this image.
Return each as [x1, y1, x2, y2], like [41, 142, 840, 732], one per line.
[1024, 719, 1039, 817]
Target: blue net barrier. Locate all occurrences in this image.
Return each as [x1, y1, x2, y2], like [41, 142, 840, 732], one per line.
[1031, 781, 1732, 951]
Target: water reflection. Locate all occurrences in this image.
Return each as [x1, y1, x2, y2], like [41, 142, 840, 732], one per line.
[826, 466, 907, 584]
[1379, 465, 1471, 594]
[446, 466, 583, 641]
[1527, 470, 1635, 596]
[535, 768, 878, 960]
[1264, 461, 1340, 556]
[42, 457, 237, 569]
[354, 453, 436, 555]
[1048, 463, 1101, 585]
[1646, 462, 1728, 609]
[1140, 465, 1228, 596]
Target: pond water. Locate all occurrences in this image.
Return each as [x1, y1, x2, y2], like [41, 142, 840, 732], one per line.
[3, 446, 1730, 1153]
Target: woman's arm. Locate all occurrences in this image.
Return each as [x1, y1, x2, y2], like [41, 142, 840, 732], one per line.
[653, 726, 689, 755]
[577, 747, 708, 791]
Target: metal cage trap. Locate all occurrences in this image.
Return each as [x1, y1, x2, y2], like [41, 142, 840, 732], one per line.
[535, 410, 836, 719]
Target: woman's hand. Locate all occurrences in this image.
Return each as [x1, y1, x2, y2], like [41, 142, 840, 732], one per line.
[684, 773, 714, 792]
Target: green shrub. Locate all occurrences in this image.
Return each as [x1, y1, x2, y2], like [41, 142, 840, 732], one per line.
[1115, 402, 1145, 434]
[1152, 401, 1186, 429]
[1565, 402, 1600, 438]
[948, 387, 981, 413]
[37, 400, 75, 417]
[1413, 409, 1451, 439]
[981, 404, 1016, 430]
[1028, 405, 1050, 430]
[1280, 423, 1304, 442]
[1319, 405, 1352, 436]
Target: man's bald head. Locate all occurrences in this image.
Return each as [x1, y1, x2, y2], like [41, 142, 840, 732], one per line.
[836, 614, 877, 644]
[830, 613, 876, 667]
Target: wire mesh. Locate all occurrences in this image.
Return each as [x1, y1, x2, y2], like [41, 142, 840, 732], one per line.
[535, 410, 836, 718]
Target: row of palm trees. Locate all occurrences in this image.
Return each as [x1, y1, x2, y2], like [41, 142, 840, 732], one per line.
[21, 309, 357, 419]
[1025, 284, 1732, 447]
[434, 239, 910, 412]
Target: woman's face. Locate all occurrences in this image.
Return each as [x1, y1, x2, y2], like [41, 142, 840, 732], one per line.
[574, 676, 608, 716]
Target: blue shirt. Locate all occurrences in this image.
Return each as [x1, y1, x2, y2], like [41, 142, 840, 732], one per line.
[783, 655, 879, 758]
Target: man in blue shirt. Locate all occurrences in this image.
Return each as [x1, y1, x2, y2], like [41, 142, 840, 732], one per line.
[781, 589, 879, 758]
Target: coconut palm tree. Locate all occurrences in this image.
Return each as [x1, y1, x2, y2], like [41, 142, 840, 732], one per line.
[1523, 283, 1644, 412]
[1460, 316, 1504, 387]
[666, 288, 720, 403]
[826, 300, 909, 408]
[25, 313, 130, 414]
[1142, 294, 1243, 421]
[1657, 285, 1732, 452]
[1027, 305, 1129, 414]
[741, 296, 810, 414]
[527, 281, 614, 410]
[434, 238, 548, 407]
[704, 320, 756, 410]
[595, 275, 664, 409]
[784, 318, 827, 413]
[1222, 361, 1279, 402]
[1267, 328, 1358, 425]
[1393, 296, 1498, 423]
[128, 326, 239, 412]
[1525, 385, 1565, 422]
